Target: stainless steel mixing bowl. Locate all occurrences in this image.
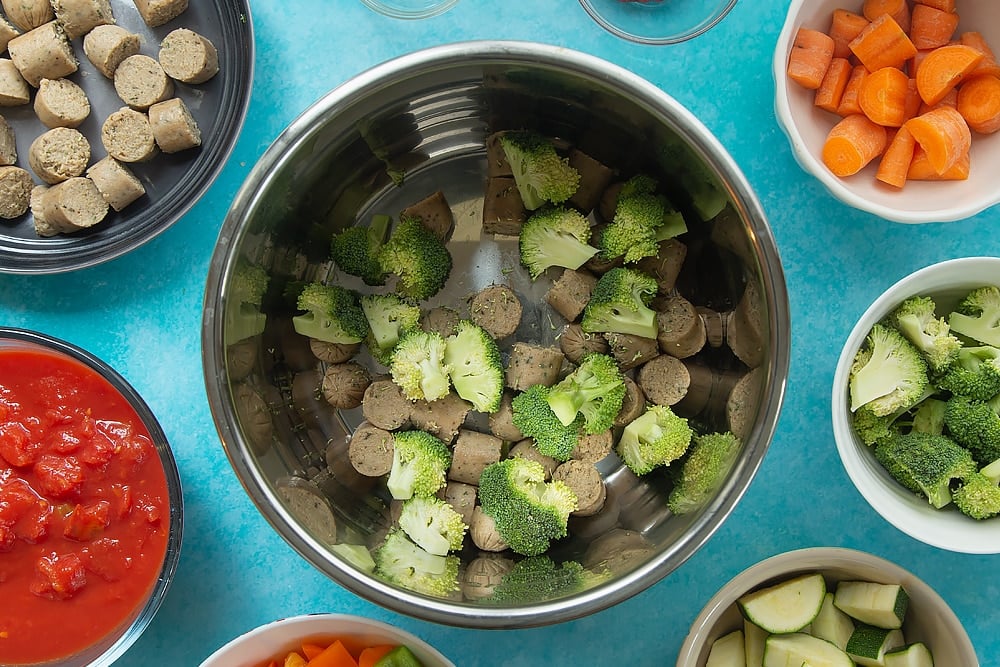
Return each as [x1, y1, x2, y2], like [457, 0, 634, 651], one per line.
[202, 41, 789, 628]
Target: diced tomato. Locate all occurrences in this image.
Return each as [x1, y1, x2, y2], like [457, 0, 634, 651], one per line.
[49, 428, 83, 455]
[79, 430, 116, 467]
[31, 552, 87, 600]
[81, 538, 132, 582]
[0, 422, 41, 467]
[63, 501, 111, 542]
[132, 493, 162, 526]
[0, 479, 38, 525]
[0, 524, 15, 552]
[33, 455, 84, 500]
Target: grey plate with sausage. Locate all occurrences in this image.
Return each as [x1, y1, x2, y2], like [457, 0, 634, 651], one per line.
[0, 0, 253, 274]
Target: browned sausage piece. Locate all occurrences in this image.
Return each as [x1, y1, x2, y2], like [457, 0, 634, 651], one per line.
[726, 366, 761, 441]
[148, 97, 201, 153]
[361, 379, 412, 431]
[409, 392, 469, 444]
[401, 190, 454, 243]
[30, 185, 60, 236]
[309, 339, 360, 364]
[443, 480, 477, 527]
[597, 181, 623, 223]
[158, 27, 218, 84]
[32, 176, 108, 233]
[552, 460, 605, 517]
[487, 390, 523, 442]
[449, 429, 503, 485]
[545, 268, 597, 323]
[420, 306, 460, 339]
[505, 342, 565, 391]
[132, 0, 188, 28]
[83, 24, 140, 78]
[0, 114, 15, 164]
[86, 156, 144, 212]
[571, 429, 613, 464]
[637, 354, 690, 407]
[567, 148, 614, 215]
[0, 58, 32, 106]
[462, 554, 515, 601]
[101, 107, 157, 163]
[347, 422, 394, 477]
[559, 323, 609, 365]
[469, 284, 522, 340]
[0, 166, 32, 219]
[583, 223, 623, 275]
[482, 176, 525, 237]
[485, 131, 512, 177]
[604, 332, 659, 371]
[7, 21, 77, 87]
[614, 377, 646, 427]
[1, 0, 53, 33]
[656, 293, 707, 359]
[34, 77, 90, 128]
[469, 506, 508, 552]
[0, 16, 20, 54]
[28, 126, 89, 184]
[113, 54, 172, 110]
[507, 439, 558, 481]
[637, 237, 687, 294]
[321, 362, 371, 410]
[697, 306, 727, 348]
[727, 279, 765, 369]
[50, 0, 113, 40]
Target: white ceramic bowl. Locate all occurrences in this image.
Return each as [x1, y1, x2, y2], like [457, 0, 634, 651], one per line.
[832, 256, 1000, 553]
[199, 614, 455, 667]
[773, 0, 1000, 223]
[675, 547, 979, 666]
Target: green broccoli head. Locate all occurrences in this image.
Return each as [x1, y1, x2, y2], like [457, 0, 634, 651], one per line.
[398, 496, 468, 556]
[361, 293, 421, 365]
[852, 403, 901, 446]
[225, 260, 270, 346]
[937, 346, 1000, 401]
[873, 431, 978, 508]
[374, 528, 460, 597]
[911, 397, 948, 436]
[291, 282, 369, 344]
[952, 471, 1000, 520]
[444, 320, 504, 413]
[600, 192, 685, 265]
[386, 430, 452, 500]
[580, 267, 659, 340]
[389, 330, 452, 402]
[498, 131, 580, 211]
[667, 431, 742, 515]
[518, 206, 599, 280]
[889, 295, 961, 374]
[617, 404, 693, 476]
[477, 457, 578, 556]
[329, 214, 391, 286]
[377, 215, 452, 301]
[485, 556, 609, 604]
[231, 259, 269, 307]
[618, 173, 658, 198]
[849, 324, 930, 416]
[949, 285, 1000, 348]
[511, 385, 582, 461]
[545, 353, 626, 434]
[943, 394, 1000, 466]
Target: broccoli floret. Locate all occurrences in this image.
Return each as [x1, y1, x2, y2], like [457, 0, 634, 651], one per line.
[580, 267, 659, 339]
[444, 320, 504, 413]
[291, 282, 369, 344]
[545, 353, 626, 434]
[518, 206, 599, 280]
[224, 259, 269, 345]
[948, 285, 1000, 348]
[600, 178, 687, 264]
[361, 294, 421, 365]
[667, 432, 742, 515]
[386, 430, 452, 500]
[398, 496, 468, 556]
[943, 394, 1000, 466]
[498, 131, 580, 210]
[952, 472, 1000, 520]
[377, 215, 452, 301]
[486, 556, 608, 604]
[848, 324, 929, 417]
[873, 431, 977, 508]
[889, 295, 962, 374]
[477, 458, 578, 556]
[373, 528, 459, 597]
[330, 214, 391, 286]
[852, 403, 902, 446]
[937, 346, 1000, 400]
[389, 330, 452, 402]
[911, 397, 948, 435]
[616, 404, 693, 475]
[511, 385, 582, 461]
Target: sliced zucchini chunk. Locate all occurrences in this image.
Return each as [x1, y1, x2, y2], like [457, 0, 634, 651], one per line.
[763, 633, 854, 667]
[884, 642, 935, 667]
[833, 581, 909, 629]
[811, 592, 855, 651]
[707, 629, 747, 667]
[738, 573, 827, 634]
[846, 623, 905, 667]
[744, 618, 768, 667]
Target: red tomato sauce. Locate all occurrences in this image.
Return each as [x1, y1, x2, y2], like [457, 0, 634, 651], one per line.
[0, 348, 170, 665]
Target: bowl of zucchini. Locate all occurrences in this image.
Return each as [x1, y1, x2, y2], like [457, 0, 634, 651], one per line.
[675, 546, 978, 667]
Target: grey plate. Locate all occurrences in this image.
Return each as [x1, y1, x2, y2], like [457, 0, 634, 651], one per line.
[0, 0, 253, 274]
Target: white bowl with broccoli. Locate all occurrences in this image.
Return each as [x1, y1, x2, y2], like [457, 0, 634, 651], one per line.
[833, 256, 1000, 553]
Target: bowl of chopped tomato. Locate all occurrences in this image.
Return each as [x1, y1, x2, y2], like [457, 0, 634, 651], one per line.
[774, 0, 1000, 223]
[199, 614, 454, 667]
[0, 328, 183, 666]
[578, 0, 738, 45]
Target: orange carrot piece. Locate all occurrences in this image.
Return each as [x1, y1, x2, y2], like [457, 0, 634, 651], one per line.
[902, 78, 923, 122]
[302, 644, 326, 661]
[914, 0, 955, 12]
[829, 9, 870, 59]
[915, 44, 985, 105]
[907, 144, 969, 180]
[957, 74, 1000, 134]
[837, 65, 870, 116]
[859, 66, 911, 126]
[904, 106, 971, 174]
[788, 27, 836, 90]
[918, 86, 957, 114]
[305, 640, 358, 667]
[815, 57, 853, 113]
[285, 654, 308, 667]
[910, 49, 932, 78]
[849, 14, 917, 72]
[357, 646, 396, 667]
[862, 0, 910, 35]
[959, 32, 1000, 79]
[909, 4, 960, 50]
[822, 113, 889, 176]
[876, 126, 917, 187]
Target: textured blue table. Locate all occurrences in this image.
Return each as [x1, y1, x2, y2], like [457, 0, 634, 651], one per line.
[1, 1, 998, 665]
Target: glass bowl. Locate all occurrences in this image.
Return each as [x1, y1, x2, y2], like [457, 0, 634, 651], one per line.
[359, 0, 460, 19]
[578, 0, 738, 45]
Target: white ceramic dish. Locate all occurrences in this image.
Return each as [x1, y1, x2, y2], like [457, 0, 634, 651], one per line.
[675, 547, 980, 666]
[832, 256, 1000, 553]
[199, 614, 455, 667]
[773, 0, 1000, 223]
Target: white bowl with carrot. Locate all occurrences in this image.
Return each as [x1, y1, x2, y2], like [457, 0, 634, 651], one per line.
[774, 0, 1000, 223]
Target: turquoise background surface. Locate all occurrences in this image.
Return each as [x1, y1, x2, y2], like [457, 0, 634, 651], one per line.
[1, 0, 998, 665]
